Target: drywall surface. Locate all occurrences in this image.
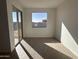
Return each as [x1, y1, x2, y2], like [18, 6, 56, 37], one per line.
[0, 0, 11, 54]
[23, 8, 56, 38]
[6, 0, 23, 52]
[56, 0, 78, 56]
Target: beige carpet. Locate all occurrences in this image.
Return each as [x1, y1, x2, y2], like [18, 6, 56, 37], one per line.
[9, 38, 77, 59]
[22, 38, 77, 59]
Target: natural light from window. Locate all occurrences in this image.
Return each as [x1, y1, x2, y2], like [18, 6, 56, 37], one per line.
[32, 13, 47, 28]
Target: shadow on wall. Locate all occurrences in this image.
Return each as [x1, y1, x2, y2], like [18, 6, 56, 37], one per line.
[60, 22, 78, 45]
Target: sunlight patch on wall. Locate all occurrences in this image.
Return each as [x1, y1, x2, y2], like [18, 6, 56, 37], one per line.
[61, 22, 78, 56]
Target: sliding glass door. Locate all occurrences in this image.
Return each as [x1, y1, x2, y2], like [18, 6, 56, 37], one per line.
[12, 8, 23, 46]
[12, 12, 19, 45]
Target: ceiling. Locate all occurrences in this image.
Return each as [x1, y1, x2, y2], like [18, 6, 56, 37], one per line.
[18, 0, 65, 8]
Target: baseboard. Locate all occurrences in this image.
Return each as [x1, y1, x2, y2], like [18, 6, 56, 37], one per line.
[23, 37, 60, 43]
[23, 37, 54, 39]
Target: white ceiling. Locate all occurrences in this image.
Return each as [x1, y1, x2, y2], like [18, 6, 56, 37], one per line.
[18, 0, 65, 8]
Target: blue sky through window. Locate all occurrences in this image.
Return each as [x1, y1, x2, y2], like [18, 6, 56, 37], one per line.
[12, 12, 21, 22]
[32, 13, 47, 22]
[12, 12, 17, 22]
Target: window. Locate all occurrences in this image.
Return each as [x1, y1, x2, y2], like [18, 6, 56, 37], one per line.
[32, 13, 47, 28]
[12, 10, 22, 46]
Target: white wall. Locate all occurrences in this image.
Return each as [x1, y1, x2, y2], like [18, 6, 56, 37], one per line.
[6, 0, 23, 52]
[23, 8, 56, 38]
[6, 0, 78, 56]
[56, 0, 78, 56]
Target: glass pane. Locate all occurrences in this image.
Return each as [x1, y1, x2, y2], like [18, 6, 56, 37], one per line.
[12, 12, 19, 45]
[32, 13, 47, 28]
